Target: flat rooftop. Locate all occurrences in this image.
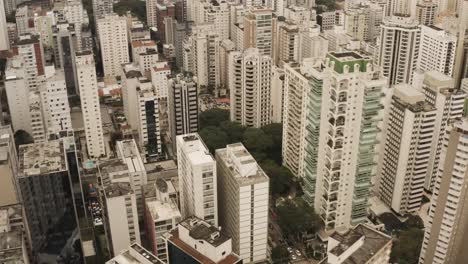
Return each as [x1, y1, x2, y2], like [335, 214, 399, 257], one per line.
[146, 197, 180, 222]
[104, 182, 133, 198]
[216, 144, 269, 186]
[107, 243, 163, 264]
[180, 217, 229, 247]
[179, 134, 214, 165]
[0, 231, 23, 260]
[19, 140, 66, 176]
[329, 224, 392, 264]
[168, 218, 241, 264]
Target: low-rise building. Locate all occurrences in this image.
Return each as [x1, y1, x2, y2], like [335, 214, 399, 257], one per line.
[325, 224, 392, 264]
[106, 243, 164, 264]
[164, 217, 242, 264]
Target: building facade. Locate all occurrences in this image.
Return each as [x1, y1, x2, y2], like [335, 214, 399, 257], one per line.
[75, 51, 106, 158]
[229, 48, 272, 128]
[176, 133, 218, 226]
[216, 143, 269, 263]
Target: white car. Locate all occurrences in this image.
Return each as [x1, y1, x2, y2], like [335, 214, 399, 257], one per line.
[295, 250, 301, 256]
[287, 247, 293, 253]
[291, 254, 297, 260]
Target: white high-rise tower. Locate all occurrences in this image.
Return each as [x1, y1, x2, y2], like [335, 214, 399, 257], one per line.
[75, 51, 106, 158]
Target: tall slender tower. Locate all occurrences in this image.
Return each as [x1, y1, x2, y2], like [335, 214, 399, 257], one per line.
[97, 14, 129, 77]
[176, 133, 218, 226]
[229, 48, 272, 128]
[75, 51, 106, 158]
[303, 51, 387, 231]
[243, 7, 274, 57]
[418, 71, 465, 191]
[419, 118, 468, 264]
[378, 15, 420, 86]
[377, 84, 436, 215]
[0, 0, 10, 51]
[216, 143, 269, 263]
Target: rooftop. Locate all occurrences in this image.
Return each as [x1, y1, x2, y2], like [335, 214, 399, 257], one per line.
[106, 243, 163, 264]
[19, 140, 66, 176]
[168, 217, 241, 264]
[145, 197, 180, 222]
[216, 143, 269, 186]
[329, 224, 392, 264]
[104, 182, 133, 198]
[180, 217, 229, 247]
[178, 134, 214, 165]
[0, 231, 23, 261]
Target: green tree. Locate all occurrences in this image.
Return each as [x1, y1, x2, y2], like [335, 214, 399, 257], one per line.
[405, 214, 424, 229]
[220, 121, 245, 143]
[242, 128, 273, 159]
[113, 0, 146, 22]
[262, 123, 283, 163]
[276, 197, 323, 240]
[199, 126, 229, 153]
[14, 130, 34, 148]
[391, 228, 424, 264]
[260, 160, 294, 197]
[271, 246, 290, 264]
[199, 109, 230, 128]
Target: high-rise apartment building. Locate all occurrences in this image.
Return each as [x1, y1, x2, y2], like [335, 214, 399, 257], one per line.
[344, 3, 383, 42]
[17, 140, 79, 256]
[216, 143, 269, 263]
[13, 34, 45, 90]
[151, 61, 171, 99]
[0, 1, 9, 51]
[184, 25, 221, 89]
[377, 85, 436, 215]
[0, 204, 31, 263]
[417, 25, 457, 77]
[418, 71, 465, 191]
[38, 69, 72, 136]
[244, 7, 274, 57]
[303, 52, 387, 230]
[419, 118, 468, 264]
[75, 51, 106, 158]
[131, 40, 159, 73]
[137, 88, 163, 160]
[146, 0, 157, 28]
[4, 58, 30, 135]
[176, 133, 218, 226]
[98, 14, 129, 77]
[144, 184, 181, 263]
[52, 23, 78, 96]
[101, 182, 141, 256]
[274, 22, 300, 65]
[92, 0, 112, 22]
[229, 48, 272, 128]
[98, 140, 147, 217]
[155, 2, 175, 44]
[0, 126, 18, 207]
[63, 0, 89, 51]
[168, 75, 198, 144]
[416, 0, 438, 26]
[378, 15, 420, 86]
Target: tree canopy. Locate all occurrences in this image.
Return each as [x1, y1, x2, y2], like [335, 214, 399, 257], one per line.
[271, 246, 290, 264]
[276, 197, 323, 239]
[14, 130, 34, 149]
[198, 109, 293, 197]
[198, 126, 229, 153]
[390, 228, 424, 264]
[199, 109, 230, 128]
[114, 0, 146, 23]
